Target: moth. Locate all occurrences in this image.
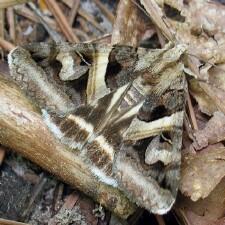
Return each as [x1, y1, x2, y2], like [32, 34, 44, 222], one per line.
[8, 41, 187, 214]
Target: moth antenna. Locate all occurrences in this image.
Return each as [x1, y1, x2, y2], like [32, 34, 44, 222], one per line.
[75, 50, 91, 66]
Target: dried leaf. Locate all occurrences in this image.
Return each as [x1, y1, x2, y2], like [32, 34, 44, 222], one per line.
[143, 0, 225, 63]
[112, 0, 151, 46]
[177, 178, 225, 221]
[140, 0, 175, 41]
[192, 111, 225, 150]
[189, 78, 225, 116]
[167, 0, 225, 64]
[208, 64, 225, 90]
[177, 210, 225, 225]
[180, 143, 225, 201]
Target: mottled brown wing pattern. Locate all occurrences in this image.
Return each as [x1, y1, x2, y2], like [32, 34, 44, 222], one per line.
[8, 42, 186, 214]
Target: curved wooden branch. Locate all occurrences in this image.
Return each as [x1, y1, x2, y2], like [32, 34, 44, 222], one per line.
[0, 74, 136, 219]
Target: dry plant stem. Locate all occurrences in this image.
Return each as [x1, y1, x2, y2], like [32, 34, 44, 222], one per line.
[61, 0, 105, 33]
[0, 37, 15, 51]
[0, 74, 136, 219]
[139, 0, 175, 41]
[63, 192, 79, 209]
[28, 2, 64, 42]
[45, 0, 79, 42]
[187, 91, 198, 130]
[6, 8, 16, 42]
[0, 9, 4, 38]
[73, 28, 89, 41]
[183, 113, 195, 143]
[85, 33, 112, 43]
[53, 183, 64, 211]
[156, 27, 167, 47]
[0, 0, 30, 8]
[69, 0, 80, 26]
[22, 176, 48, 218]
[49, 192, 79, 225]
[15, 5, 59, 31]
[155, 215, 166, 225]
[78, 8, 105, 33]
[0, 146, 5, 165]
[93, 0, 114, 23]
[0, 218, 30, 225]
[77, 17, 91, 34]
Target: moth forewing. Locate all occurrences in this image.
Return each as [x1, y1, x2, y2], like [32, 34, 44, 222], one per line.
[8, 42, 187, 215]
[86, 46, 112, 104]
[113, 44, 186, 214]
[8, 46, 76, 115]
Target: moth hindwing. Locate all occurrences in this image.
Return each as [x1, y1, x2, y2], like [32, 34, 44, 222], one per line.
[8, 42, 187, 214]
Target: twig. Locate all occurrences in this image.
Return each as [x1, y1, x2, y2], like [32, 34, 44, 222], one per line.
[183, 112, 195, 142]
[0, 145, 5, 165]
[0, 0, 30, 8]
[93, 0, 114, 23]
[155, 215, 166, 225]
[84, 33, 111, 43]
[28, 2, 64, 42]
[0, 74, 136, 219]
[76, 17, 91, 34]
[22, 175, 48, 218]
[0, 218, 30, 225]
[187, 91, 198, 130]
[0, 9, 4, 38]
[69, 0, 80, 26]
[49, 192, 80, 225]
[135, 0, 175, 42]
[78, 8, 105, 33]
[53, 183, 64, 211]
[14, 5, 59, 31]
[6, 8, 16, 43]
[73, 28, 89, 41]
[62, 192, 79, 209]
[61, 0, 105, 33]
[155, 27, 166, 47]
[45, 0, 79, 42]
[0, 37, 15, 51]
